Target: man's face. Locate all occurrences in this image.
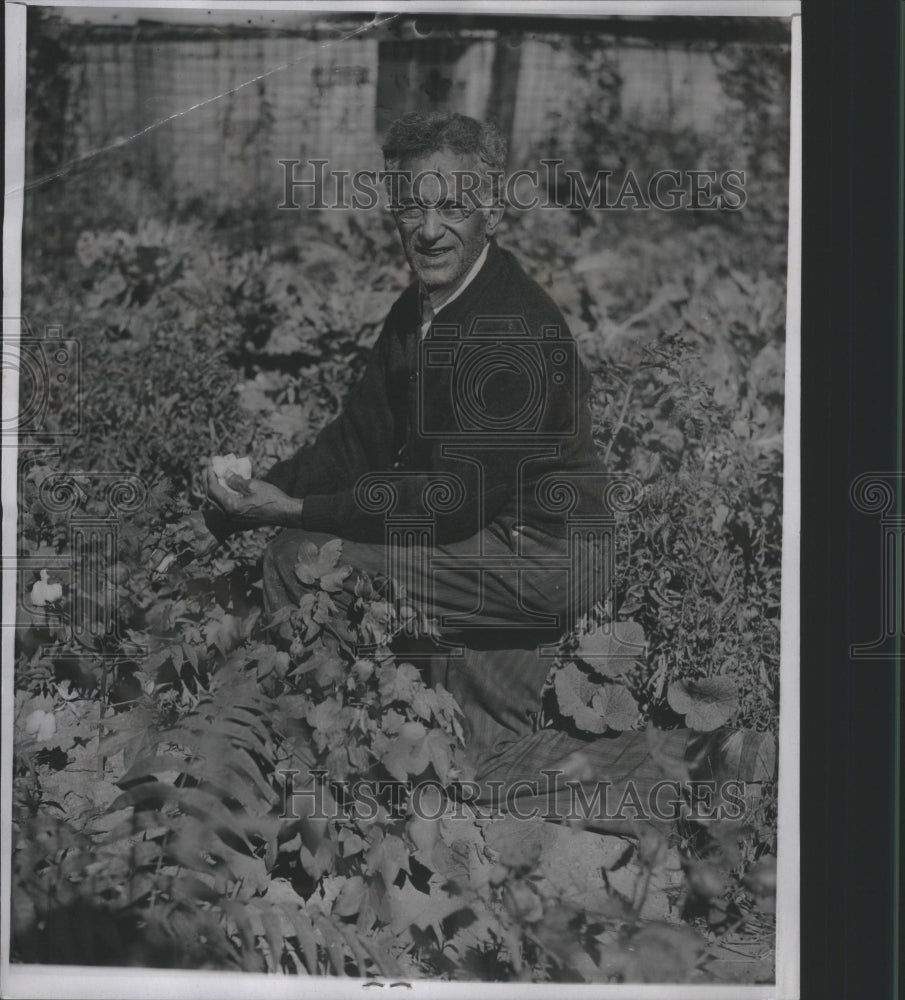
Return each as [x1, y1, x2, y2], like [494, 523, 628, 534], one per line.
[393, 149, 503, 292]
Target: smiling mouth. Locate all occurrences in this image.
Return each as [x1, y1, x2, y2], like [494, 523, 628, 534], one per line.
[415, 247, 452, 259]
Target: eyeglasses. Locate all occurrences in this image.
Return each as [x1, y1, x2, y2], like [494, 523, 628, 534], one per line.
[392, 202, 477, 225]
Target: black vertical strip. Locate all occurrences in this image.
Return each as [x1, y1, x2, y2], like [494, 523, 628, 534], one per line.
[804, 0, 901, 997]
[847, 0, 901, 995]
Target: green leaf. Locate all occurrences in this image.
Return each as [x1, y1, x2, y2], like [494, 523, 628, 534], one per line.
[424, 728, 452, 782]
[295, 541, 325, 585]
[381, 709, 406, 735]
[339, 830, 367, 856]
[590, 683, 639, 730]
[381, 731, 431, 781]
[298, 642, 345, 687]
[202, 612, 241, 654]
[297, 592, 318, 631]
[325, 745, 350, 780]
[432, 683, 463, 721]
[220, 899, 265, 971]
[272, 895, 319, 973]
[333, 875, 366, 917]
[299, 838, 336, 879]
[575, 620, 647, 677]
[258, 907, 289, 972]
[320, 565, 352, 594]
[486, 816, 557, 871]
[552, 661, 608, 734]
[359, 599, 394, 645]
[182, 641, 200, 670]
[312, 591, 337, 626]
[276, 693, 311, 718]
[410, 685, 435, 721]
[366, 833, 410, 887]
[295, 538, 351, 591]
[386, 880, 466, 936]
[667, 676, 739, 731]
[377, 662, 420, 707]
[307, 696, 343, 736]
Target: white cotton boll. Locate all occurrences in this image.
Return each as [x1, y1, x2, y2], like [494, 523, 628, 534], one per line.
[210, 454, 233, 479]
[30, 569, 63, 607]
[25, 709, 57, 742]
[25, 710, 44, 735]
[210, 453, 253, 494]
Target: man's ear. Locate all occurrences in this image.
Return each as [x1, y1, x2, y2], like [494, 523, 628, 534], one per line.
[485, 202, 505, 238]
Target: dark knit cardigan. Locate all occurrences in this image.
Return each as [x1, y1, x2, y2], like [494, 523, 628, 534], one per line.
[263, 241, 605, 543]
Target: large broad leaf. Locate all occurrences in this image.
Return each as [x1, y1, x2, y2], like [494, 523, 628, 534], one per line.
[333, 875, 366, 917]
[667, 676, 739, 731]
[377, 662, 421, 707]
[576, 620, 647, 678]
[385, 879, 467, 936]
[380, 730, 431, 781]
[297, 642, 346, 687]
[366, 833, 410, 888]
[424, 728, 452, 783]
[590, 684, 639, 731]
[485, 816, 558, 871]
[298, 838, 336, 880]
[295, 538, 351, 592]
[202, 612, 241, 654]
[306, 695, 344, 736]
[552, 661, 608, 734]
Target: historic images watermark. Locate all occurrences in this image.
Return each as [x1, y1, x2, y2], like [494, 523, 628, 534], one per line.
[849, 472, 905, 659]
[278, 768, 756, 825]
[1, 318, 81, 446]
[3, 316, 147, 660]
[277, 160, 747, 213]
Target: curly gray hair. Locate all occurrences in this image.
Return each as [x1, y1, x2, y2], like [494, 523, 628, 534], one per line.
[382, 111, 507, 203]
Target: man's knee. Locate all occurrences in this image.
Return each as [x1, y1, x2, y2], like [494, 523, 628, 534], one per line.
[264, 528, 313, 577]
[263, 529, 326, 614]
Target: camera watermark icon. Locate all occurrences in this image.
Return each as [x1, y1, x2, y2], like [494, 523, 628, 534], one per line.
[1, 317, 80, 445]
[419, 318, 578, 439]
[850, 472, 905, 659]
[12, 470, 148, 660]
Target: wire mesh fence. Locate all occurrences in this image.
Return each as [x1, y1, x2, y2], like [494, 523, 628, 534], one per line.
[27, 15, 787, 218]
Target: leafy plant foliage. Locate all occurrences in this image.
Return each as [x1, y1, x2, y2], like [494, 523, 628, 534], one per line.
[15, 22, 785, 979]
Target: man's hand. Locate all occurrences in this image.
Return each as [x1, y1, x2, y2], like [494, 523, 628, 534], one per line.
[205, 468, 304, 529]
